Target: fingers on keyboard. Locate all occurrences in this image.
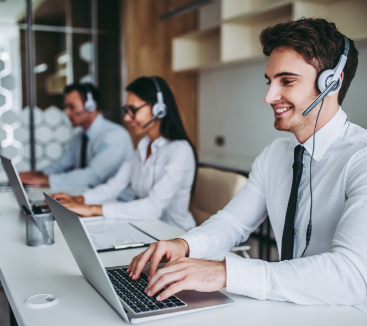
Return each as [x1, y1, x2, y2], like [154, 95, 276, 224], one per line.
[108, 268, 187, 314]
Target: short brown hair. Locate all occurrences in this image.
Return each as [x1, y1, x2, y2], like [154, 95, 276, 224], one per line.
[260, 18, 358, 105]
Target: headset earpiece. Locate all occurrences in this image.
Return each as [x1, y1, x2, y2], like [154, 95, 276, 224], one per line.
[152, 92, 167, 119]
[152, 102, 167, 118]
[151, 77, 167, 119]
[84, 92, 97, 112]
[317, 69, 342, 96]
[142, 77, 167, 128]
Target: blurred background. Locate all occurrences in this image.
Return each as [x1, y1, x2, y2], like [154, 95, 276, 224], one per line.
[0, 0, 121, 172]
[0, 0, 366, 278]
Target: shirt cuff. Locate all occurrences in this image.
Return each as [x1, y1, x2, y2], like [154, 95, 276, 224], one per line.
[225, 256, 267, 300]
[179, 232, 206, 258]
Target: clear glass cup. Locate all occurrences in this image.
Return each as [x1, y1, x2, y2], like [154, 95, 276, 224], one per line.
[26, 213, 55, 247]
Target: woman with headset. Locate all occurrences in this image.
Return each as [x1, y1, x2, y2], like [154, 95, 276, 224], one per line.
[51, 76, 197, 231]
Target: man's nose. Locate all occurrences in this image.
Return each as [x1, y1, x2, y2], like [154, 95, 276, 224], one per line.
[264, 82, 282, 104]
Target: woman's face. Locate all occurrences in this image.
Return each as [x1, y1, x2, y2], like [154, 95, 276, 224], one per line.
[123, 92, 160, 136]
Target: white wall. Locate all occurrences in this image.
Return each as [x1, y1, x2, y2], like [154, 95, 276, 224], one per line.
[198, 46, 367, 162]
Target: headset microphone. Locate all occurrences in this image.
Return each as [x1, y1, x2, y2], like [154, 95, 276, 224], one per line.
[302, 35, 349, 116]
[142, 77, 167, 129]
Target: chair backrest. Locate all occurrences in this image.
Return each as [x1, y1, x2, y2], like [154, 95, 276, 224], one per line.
[190, 167, 247, 226]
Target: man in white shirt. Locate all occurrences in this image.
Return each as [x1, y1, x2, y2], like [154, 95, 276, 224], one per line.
[126, 18, 367, 311]
[19, 83, 133, 190]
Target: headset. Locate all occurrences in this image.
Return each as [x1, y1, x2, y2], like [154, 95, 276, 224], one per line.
[142, 77, 167, 128]
[77, 84, 97, 115]
[302, 34, 349, 117]
[301, 34, 349, 257]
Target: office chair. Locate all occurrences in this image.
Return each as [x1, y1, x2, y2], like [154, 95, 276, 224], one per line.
[189, 167, 251, 258]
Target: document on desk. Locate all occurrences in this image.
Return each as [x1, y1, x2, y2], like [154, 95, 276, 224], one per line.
[85, 222, 157, 251]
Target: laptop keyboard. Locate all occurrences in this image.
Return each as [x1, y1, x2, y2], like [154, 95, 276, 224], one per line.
[107, 268, 187, 314]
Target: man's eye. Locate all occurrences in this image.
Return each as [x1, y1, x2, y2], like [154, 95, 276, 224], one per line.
[266, 80, 270, 85]
[282, 79, 295, 85]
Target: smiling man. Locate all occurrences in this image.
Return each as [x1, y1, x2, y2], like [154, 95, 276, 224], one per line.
[126, 18, 367, 311]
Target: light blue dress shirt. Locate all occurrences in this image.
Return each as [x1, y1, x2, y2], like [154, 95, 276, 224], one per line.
[43, 114, 134, 191]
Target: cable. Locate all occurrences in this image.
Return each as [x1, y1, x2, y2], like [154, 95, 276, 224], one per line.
[301, 98, 325, 258]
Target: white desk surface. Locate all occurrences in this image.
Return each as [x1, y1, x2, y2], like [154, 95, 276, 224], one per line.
[0, 191, 367, 326]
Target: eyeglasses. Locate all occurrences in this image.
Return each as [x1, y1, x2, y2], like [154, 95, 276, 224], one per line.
[121, 103, 149, 118]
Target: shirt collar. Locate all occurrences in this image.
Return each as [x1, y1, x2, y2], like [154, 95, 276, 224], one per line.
[290, 107, 347, 162]
[137, 136, 170, 162]
[85, 114, 103, 140]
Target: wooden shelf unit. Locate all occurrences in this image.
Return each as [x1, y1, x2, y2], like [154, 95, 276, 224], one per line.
[221, 2, 292, 62]
[172, 26, 220, 72]
[172, 0, 367, 72]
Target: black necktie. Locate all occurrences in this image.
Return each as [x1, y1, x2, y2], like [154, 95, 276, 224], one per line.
[281, 145, 305, 261]
[80, 133, 88, 168]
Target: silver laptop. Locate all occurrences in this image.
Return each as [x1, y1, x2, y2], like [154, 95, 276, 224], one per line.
[44, 193, 234, 324]
[0, 155, 49, 214]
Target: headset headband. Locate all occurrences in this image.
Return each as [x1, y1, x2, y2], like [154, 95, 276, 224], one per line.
[151, 77, 162, 93]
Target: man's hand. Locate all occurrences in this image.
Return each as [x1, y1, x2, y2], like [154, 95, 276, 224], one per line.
[144, 258, 226, 301]
[61, 202, 102, 217]
[19, 171, 49, 187]
[51, 192, 85, 205]
[127, 239, 189, 281]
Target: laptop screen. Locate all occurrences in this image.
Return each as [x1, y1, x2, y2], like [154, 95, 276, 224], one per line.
[0, 155, 32, 213]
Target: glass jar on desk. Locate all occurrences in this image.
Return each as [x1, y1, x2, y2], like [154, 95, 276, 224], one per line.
[26, 213, 55, 247]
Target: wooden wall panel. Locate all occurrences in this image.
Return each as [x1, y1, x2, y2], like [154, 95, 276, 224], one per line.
[123, 0, 198, 147]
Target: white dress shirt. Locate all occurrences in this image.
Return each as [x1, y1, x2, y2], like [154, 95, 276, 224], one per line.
[43, 114, 134, 191]
[83, 136, 196, 231]
[181, 108, 367, 312]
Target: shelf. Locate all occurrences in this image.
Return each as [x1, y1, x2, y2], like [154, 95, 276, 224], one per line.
[221, 0, 285, 21]
[222, 0, 293, 23]
[172, 26, 220, 72]
[221, 3, 292, 62]
[172, 0, 367, 72]
[176, 55, 266, 73]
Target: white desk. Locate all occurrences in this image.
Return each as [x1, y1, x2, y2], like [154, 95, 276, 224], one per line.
[0, 192, 367, 326]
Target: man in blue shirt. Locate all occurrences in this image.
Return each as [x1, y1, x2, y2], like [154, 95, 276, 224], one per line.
[20, 83, 133, 190]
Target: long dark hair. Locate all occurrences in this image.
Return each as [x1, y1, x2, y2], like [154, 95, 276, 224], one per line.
[126, 76, 198, 193]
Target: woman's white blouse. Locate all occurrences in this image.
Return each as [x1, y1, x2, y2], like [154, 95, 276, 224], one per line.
[83, 136, 196, 231]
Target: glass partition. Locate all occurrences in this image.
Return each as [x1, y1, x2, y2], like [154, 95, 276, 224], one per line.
[0, 0, 121, 173]
[0, 0, 28, 172]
